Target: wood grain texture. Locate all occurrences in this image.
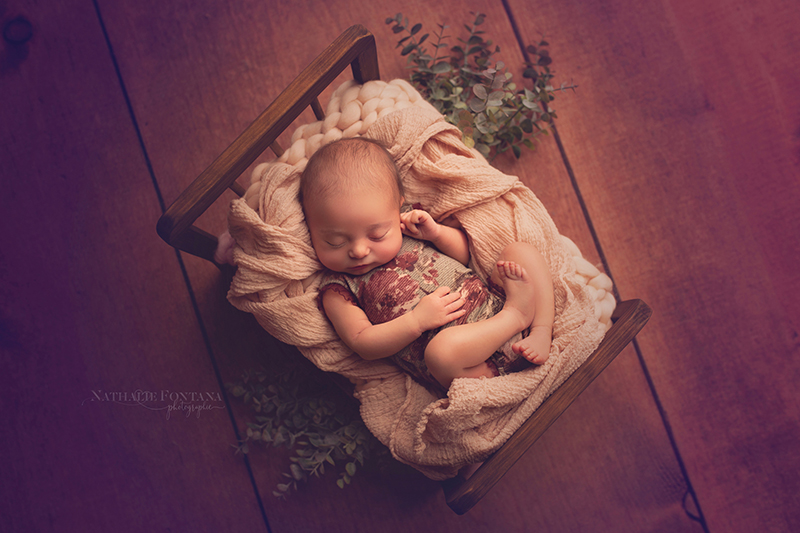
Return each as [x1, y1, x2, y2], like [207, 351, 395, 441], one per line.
[0, 0, 266, 531]
[505, 0, 800, 530]
[13, 0, 705, 530]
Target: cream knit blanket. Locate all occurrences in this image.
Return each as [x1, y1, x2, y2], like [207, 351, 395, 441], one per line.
[226, 80, 614, 480]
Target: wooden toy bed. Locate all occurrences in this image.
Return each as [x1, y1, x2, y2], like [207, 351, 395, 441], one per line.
[157, 25, 651, 515]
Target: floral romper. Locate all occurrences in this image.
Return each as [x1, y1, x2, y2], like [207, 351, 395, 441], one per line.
[319, 237, 530, 391]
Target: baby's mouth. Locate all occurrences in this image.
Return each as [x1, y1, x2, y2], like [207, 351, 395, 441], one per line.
[349, 263, 372, 273]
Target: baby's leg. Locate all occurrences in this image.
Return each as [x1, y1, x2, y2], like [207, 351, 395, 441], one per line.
[424, 262, 536, 388]
[490, 242, 554, 365]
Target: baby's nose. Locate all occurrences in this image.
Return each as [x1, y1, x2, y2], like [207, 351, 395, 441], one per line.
[350, 242, 369, 258]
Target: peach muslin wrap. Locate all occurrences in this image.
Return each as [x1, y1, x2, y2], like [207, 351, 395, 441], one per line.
[227, 104, 607, 480]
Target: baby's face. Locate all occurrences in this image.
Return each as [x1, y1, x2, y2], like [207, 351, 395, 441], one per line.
[305, 186, 404, 275]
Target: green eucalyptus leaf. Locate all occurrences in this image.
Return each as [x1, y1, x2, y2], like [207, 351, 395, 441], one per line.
[290, 463, 304, 480]
[468, 99, 486, 113]
[432, 61, 451, 74]
[487, 90, 504, 106]
[521, 119, 533, 133]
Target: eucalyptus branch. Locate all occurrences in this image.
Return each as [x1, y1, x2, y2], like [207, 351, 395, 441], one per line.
[228, 368, 386, 498]
[387, 12, 573, 161]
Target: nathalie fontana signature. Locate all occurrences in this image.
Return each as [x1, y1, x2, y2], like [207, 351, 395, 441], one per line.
[82, 389, 225, 419]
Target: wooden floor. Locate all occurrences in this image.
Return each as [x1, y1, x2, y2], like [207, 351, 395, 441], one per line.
[2, 0, 798, 530]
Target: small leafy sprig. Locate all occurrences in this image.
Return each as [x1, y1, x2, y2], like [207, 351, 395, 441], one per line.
[228, 368, 383, 498]
[386, 12, 575, 160]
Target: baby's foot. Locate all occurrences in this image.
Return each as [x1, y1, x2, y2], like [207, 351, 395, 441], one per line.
[496, 260, 536, 329]
[512, 325, 553, 365]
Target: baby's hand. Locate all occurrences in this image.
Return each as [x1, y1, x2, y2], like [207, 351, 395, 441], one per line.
[401, 210, 441, 242]
[411, 286, 467, 332]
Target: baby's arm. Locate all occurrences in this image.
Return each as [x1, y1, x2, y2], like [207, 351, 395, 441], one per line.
[322, 286, 467, 360]
[401, 210, 470, 266]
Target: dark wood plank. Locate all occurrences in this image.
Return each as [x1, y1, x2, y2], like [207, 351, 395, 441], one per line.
[99, 0, 701, 530]
[0, 1, 267, 530]
[506, 0, 800, 530]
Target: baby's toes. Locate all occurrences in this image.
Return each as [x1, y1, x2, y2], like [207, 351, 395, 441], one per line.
[524, 349, 541, 363]
[505, 263, 518, 278]
[515, 344, 546, 364]
[533, 352, 550, 365]
[498, 261, 523, 281]
[512, 342, 532, 357]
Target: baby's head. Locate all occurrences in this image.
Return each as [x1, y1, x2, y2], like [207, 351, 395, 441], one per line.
[300, 138, 405, 275]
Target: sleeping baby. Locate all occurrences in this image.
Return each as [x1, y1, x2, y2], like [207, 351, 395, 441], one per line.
[300, 137, 554, 390]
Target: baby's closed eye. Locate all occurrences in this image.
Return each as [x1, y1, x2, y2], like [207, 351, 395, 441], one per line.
[370, 230, 390, 241]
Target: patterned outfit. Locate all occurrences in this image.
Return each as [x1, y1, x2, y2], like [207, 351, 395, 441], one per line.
[319, 237, 530, 391]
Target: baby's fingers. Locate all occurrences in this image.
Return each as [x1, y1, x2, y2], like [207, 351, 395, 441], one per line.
[401, 215, 419, 235]
[431, 286, 452, 297]
[444, 306, 468, 323]
[443, 290, 466, 309]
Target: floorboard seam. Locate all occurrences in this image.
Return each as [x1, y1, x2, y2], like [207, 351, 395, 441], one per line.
[90, 0, 164, 214]
[173, 250, 273, 533]
[91, 1, 271, 530]
[631, 337, 709, 531]
[500, 1, 709, 530]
